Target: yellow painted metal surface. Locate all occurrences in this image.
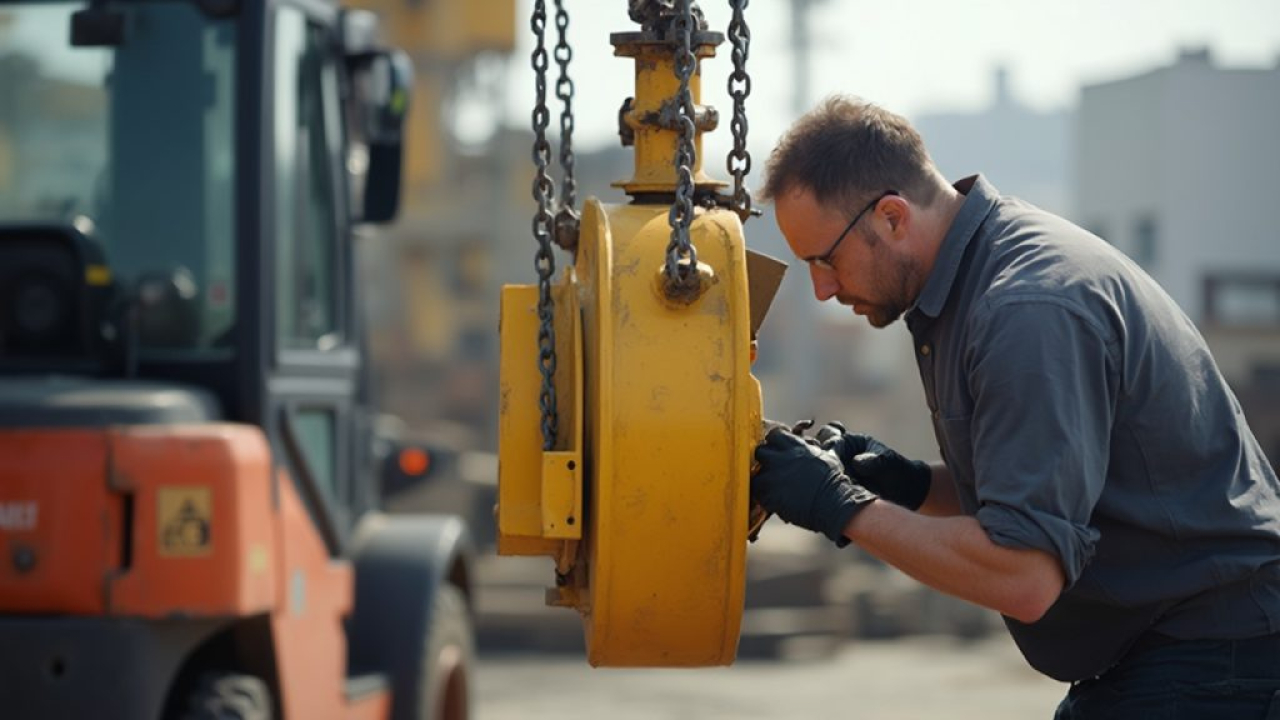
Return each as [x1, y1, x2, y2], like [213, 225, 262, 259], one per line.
[579, 199, 758, 666]
[540, 450, 581, 539]
[496, 0, 769, 670]
[497, 198, 760, 666]
[614, 39, 725, 195]
[497, 281, 583, 559]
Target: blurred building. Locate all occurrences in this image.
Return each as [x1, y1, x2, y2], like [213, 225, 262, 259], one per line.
[914, 66, 1072, 215]
[1075, 47, 1280, 464]
[346, 0, 517, 449]
[0, 52, 104, 220]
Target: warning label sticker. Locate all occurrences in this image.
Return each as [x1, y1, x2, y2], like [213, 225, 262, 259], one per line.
[158, 487, 212, 557]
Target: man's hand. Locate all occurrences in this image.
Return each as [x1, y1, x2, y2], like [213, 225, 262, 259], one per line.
[751, 428, 877, 546]
[815, 424, 932, 511]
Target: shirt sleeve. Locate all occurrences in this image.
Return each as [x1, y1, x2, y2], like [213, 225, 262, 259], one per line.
[965, 296, 1116, 587]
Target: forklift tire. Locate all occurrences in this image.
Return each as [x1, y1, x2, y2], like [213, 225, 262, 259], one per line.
[182, 672, 271, 720]
[422, 584, 472, 720]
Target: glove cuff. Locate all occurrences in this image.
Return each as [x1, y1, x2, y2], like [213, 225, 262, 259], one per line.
[817, 475, 877, 548]
[900, 460, 933, 511]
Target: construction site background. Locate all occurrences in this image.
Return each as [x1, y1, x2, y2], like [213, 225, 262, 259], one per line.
[342, 1, 1279, 657]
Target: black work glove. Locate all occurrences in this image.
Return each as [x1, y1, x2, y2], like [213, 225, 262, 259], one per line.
[815, 423, 932, 511]
[751, 428, 877, 547]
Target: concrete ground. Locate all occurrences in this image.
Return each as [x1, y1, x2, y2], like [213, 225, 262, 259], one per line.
[474, 635, 1067, 720]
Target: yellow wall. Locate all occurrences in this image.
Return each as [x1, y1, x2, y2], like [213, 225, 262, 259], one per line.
[344, 0, 515, 57]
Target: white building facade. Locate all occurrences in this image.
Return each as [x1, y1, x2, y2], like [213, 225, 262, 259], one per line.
[1074, 48, 1280, 327]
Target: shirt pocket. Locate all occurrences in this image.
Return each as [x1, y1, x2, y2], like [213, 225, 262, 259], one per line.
[932, 413, 979, 514]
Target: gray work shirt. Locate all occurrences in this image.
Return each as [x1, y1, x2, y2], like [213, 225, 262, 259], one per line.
[906, 175, 1280, 682]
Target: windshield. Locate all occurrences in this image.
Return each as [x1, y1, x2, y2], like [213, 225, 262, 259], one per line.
[0, 1, 237, 352]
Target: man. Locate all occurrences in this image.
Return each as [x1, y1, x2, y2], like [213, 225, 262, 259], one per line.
[752, 95, 1280, 718]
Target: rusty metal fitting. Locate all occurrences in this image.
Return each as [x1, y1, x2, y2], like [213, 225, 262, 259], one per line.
[618, 97, 636, 147]
[553, 206, 580, 253]
[655, 98, 718, 133]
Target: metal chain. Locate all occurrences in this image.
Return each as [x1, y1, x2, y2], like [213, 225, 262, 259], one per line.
[726, 0, 753, 221]
[553, 0, 576, 212]
[665, 0, 699, 286]
[531, 0, 559, 450]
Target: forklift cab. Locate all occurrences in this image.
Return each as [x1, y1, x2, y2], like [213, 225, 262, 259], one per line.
[0, 0, 409, 549]
[0, 3, 472, 719]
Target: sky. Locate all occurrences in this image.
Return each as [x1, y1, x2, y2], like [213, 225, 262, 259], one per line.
[9, 1, 1280, 161]
[492, 0, 1280, 161]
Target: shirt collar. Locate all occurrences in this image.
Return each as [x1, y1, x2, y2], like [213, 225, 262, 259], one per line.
[910, 174, 998, 319]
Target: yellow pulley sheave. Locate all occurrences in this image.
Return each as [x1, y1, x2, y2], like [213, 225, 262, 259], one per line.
[497, 3, 778, 667]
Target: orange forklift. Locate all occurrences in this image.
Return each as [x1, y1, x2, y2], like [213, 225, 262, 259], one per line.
[0, 1, 473, 718]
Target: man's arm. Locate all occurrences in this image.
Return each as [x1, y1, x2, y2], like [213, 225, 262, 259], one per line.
[845, 499, 1065, 623]
[864, 298, 1113, 620]
[751, 429, 1069, 622]
[918, 463, 962, 516]
[752, 301, 1109, 621]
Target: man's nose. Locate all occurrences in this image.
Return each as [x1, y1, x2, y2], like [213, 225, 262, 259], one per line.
[810, 264, 839, 302]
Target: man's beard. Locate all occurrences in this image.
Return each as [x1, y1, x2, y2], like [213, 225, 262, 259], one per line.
[858, 229, 919, 328]
[866, 302, 905, 329]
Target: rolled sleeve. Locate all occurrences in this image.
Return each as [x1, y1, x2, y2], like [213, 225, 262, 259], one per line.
[977, 502, 1101, 584]
[966, 296, 1117, 586]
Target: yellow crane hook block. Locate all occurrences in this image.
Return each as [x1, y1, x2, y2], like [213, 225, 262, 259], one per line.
[498, 198, 762, 667]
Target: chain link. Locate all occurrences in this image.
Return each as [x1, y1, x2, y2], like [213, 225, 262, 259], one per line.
[553, 0, 576, 212]
[665, 0, 699, 286]
[726, 0, 752, 221]
[531, 0, 558, 451]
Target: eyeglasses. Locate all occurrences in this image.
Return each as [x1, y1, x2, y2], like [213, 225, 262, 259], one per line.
[802, 190, 899, 270]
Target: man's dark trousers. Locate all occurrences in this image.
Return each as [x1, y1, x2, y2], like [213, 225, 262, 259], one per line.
[1055, 632, 1280, 719]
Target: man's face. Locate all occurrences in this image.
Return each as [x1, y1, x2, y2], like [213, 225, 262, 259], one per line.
[774, 187, 919, 328]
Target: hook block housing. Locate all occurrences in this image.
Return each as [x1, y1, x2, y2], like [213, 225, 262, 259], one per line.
[497, 199, 762, 666]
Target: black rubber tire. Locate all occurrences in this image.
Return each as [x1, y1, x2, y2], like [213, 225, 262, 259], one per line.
[182, 672, 272, 720]
[420, 585, 473, 720]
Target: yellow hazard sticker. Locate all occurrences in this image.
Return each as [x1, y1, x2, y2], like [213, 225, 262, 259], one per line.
[248, 543, 270, 574]
[157, 487, 213, 557]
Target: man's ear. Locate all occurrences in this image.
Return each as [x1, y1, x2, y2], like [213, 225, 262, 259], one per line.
[881, 195, 910, 239]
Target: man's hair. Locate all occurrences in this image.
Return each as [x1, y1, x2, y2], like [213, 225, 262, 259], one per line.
[761, 96, 944, 213]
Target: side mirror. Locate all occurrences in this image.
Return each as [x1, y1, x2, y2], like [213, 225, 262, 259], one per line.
[347, 49, 413, 224]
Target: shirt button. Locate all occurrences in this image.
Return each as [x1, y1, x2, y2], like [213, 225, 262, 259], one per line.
[920, 344, 931, 356]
